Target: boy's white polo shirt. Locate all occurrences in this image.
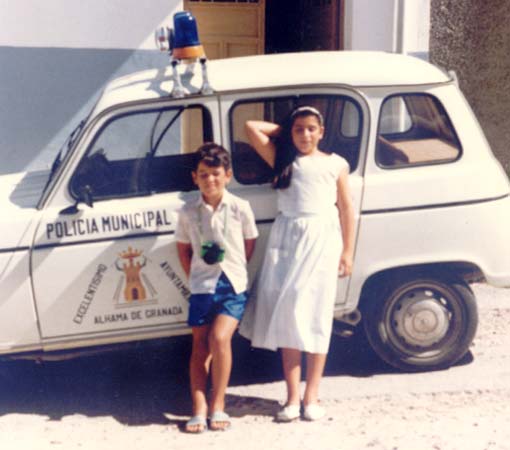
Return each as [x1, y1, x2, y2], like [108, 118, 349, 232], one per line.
[175, 190, 258, 294]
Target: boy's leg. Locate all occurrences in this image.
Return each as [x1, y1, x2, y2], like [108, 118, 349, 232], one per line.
[281, 348, 302, 406]
[208, 314, 239, 427]
[187, 325, 211, 432]
[303, 352, 327, 406]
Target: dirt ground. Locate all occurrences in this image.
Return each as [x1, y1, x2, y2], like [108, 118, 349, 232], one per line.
[0, 283, 509, 450]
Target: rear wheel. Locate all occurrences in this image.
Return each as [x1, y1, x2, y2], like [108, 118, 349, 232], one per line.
[363, 274, 478, 371]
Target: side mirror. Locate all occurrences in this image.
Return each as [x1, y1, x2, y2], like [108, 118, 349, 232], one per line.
[59, 185, 94, 215]
[80, 184, 94, 208]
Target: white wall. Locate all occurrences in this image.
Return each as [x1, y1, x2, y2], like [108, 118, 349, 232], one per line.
[344, 0, 399, 51]
[344, 0, 430, 59]
[0, 1, 182, 174]
[0, 0, 180, 49]
[399, 0, 430, 59]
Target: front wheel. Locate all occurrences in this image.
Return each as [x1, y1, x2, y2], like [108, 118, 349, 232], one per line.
[363, 274, 478, 371]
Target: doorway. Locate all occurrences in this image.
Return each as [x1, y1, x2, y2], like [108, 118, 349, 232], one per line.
[265, 0, 343, 53]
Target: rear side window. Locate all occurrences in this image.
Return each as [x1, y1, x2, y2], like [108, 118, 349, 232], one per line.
[376, 94, 461, 168]
[230, 94, 362, 185]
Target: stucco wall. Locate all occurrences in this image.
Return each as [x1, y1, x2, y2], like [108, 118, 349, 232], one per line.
[430, 0, 510, 173]
[0, 0, 180, 175]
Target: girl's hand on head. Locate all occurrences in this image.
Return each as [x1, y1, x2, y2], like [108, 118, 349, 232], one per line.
[338, 252, 353, 278]
[244, 120, 280, 168]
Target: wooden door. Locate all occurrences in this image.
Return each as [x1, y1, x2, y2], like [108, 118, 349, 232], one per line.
[184, 0, 265, 59]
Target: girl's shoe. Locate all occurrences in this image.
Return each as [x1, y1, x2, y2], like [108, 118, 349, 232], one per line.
[303, 403, 326, 421]
[184, 415, 208, 433]
[209, 411, 231, 431]
[275, 404, 300, 422]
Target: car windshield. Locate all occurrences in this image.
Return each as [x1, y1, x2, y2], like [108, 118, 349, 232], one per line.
[42, 119, 86, 197]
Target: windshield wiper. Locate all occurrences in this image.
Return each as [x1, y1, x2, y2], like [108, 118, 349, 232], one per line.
[43, 119, 86, 193]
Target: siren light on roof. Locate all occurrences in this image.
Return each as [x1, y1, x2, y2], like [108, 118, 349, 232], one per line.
[155, 11, 205, 60]
[154, 11, 212, 98]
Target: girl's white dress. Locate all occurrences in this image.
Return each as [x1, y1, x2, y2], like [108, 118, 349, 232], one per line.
[239, 152, 347, 354]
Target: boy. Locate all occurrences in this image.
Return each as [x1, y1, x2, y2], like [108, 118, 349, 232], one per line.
[175, 143, 258, 433]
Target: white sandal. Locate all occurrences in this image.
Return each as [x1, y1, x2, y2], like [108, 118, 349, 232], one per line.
[275, 404, 300, 422]
[303, 403, 326, 421]
[185, 415, 208, 433]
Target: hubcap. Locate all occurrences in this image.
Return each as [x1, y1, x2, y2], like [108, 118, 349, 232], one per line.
[392, 289, 451, 347]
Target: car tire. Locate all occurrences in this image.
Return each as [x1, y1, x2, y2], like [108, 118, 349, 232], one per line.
[362, 273, 478, 372]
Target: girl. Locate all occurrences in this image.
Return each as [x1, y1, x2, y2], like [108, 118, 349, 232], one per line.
[239, 106, 355, 422]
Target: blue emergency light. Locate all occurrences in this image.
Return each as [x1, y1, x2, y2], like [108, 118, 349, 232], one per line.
[155, 11, 212, 97]
[155, 11, 204, 60]
[173, 11, 204, 58]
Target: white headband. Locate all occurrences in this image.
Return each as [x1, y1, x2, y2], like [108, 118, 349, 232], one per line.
[290, 106, 324, 125]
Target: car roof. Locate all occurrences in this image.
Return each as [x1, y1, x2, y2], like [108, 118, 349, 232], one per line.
[93, 51, 451, 116]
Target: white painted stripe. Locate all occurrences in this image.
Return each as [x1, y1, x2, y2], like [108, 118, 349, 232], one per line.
[0, 0, 182, 50]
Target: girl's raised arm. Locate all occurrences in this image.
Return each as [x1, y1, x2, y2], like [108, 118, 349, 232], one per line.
[244, 120, 281, 168]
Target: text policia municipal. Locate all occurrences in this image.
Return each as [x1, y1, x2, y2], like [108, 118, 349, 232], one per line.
[46, 210, 172, 240]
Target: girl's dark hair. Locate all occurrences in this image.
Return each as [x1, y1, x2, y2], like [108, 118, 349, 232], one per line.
[193, 142, 231, 171]
[272, 106, 323, 189]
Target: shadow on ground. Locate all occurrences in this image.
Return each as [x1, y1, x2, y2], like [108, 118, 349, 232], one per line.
[0, 330, 473, 427]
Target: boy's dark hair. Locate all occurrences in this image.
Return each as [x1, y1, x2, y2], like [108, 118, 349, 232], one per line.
[193, 142, 231, 171]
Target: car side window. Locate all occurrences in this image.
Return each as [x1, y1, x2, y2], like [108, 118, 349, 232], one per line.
[230, 94, 362, 185]
[376, 94, 461, 168]
[70, 105, 212, 201]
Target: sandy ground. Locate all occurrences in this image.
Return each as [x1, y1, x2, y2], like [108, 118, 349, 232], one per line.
[0, 283, 509, 450]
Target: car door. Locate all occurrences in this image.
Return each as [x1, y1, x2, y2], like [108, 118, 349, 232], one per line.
[31, 98, 220, 348]
[221, 88, 368, 314]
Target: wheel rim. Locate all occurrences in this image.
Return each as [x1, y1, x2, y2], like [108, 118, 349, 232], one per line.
[382, 282, 463, 359]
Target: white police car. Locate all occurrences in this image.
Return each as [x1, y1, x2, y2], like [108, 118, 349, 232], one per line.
[1, 13, 509, 371]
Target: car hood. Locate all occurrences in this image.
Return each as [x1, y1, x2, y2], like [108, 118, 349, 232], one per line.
[0, 170, 49, 250]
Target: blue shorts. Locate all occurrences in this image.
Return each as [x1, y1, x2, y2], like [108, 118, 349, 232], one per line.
[188, 273, 248, 327]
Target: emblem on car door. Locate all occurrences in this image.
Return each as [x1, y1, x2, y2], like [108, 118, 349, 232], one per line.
[114, 247, 155, 304]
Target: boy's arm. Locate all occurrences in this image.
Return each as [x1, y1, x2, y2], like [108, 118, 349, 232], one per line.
[175, 209, 193, 277]
[240, 201, 258, 263]
[176, 242, 193, 278]
[244, 238, 257, 263]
